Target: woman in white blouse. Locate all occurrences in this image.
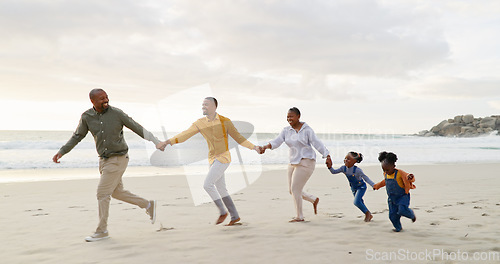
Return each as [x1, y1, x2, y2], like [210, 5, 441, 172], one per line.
[261, 107, 332, 222]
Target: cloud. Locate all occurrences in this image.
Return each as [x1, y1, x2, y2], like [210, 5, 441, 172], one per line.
[0, 0, 163, 38]
[403, 76, 500, 99]
[0, 0, 452, 103]
[0, 0, 212, 101]
[179, 0, 450, 76]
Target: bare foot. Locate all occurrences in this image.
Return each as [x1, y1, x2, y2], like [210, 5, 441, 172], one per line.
[216, 213, 228, 225]
[364, 212, 373, 222]
[289, 218, 305, 223]
[226, 218, 241, 226]
[313, 198, 319, 215]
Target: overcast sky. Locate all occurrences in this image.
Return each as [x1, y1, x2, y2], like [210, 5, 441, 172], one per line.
[1, 0, 499, 134]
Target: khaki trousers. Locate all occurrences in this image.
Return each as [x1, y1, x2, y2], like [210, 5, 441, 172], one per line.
[96, 154, 149, 233]
[287, 158, 317, 219]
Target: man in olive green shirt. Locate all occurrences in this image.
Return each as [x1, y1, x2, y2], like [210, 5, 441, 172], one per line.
[158, 97, 261, 226]
[53, 88, 164, 242]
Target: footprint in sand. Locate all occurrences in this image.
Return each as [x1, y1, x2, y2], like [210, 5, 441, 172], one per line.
[25, 208, 49, 216]
[68, 206, 85, 209]
[426, 210, 434, 213]
[156, 223, 175, 232]
[473, 206, 482, 209]
[25, 208, 43, 212]
[444, 204, 452, 207]
[372, 209, 389, 215]
[175, 197, 188, 200]
[482, 213, 489, 216]
[327, 213, 344, 219]
[490, 247, 500, 252]
[449, 217, 460, 220]
[457, 202, 465, 205]
[430, 222, 440, 226]
[32, 213, 49, 216]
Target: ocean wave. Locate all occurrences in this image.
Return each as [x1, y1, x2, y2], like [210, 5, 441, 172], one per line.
[0, 131, 499, 170]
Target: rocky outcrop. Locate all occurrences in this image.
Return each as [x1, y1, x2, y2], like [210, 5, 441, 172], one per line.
[418, 115, 500, 137]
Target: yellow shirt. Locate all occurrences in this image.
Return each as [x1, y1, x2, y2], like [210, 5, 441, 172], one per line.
[169, 114, 255, 164]
[373, 169, 416, 194]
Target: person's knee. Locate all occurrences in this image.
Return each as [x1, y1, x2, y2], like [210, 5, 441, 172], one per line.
[111, 190, 122, 199]
[204, 182, 214, 192]
[97, 192, 111, 201]
[290, 183, 301, 193]
[290, 188, 301, 198]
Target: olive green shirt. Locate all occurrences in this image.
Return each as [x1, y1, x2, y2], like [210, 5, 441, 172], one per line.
[58, 106, 160, 158]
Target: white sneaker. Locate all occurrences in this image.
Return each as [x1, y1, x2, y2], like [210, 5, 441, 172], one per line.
[146, 200, 156, 224]
[85, 231, 110, 242]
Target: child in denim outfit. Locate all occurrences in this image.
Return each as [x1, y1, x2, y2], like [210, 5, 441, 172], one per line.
[328, 152, 375, 222]
[374, 151, 416, 232]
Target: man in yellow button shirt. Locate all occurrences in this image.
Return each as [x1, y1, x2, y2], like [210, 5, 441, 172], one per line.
[158, 97, 261, 226]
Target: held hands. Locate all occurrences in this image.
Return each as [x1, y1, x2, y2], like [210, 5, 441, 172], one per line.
[262, 143, 271, 154]
[256, 143, 271, 154]
[253, 146, 263, 154]
[325, 155, 332, 169]
[156, 140, 171, 151]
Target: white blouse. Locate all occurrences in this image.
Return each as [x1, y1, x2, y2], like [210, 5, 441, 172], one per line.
[269, 122, 330, 165]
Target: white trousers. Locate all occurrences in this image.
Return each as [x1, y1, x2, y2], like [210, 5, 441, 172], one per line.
[287, 158, 317, 219]
[204, 160, 231, 201]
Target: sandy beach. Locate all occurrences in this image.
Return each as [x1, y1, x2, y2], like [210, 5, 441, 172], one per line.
[1, 163, 499, 264]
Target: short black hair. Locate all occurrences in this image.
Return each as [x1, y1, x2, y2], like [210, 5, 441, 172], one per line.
[205, 97, 218, 108]
[288, 107, 301, 116]
[349, 151, 363, 163]
[378, 151, 398, 164]
[89, 88, 105, 99]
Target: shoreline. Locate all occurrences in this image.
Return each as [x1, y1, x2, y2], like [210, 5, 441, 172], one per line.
[0, 161, 495, 184]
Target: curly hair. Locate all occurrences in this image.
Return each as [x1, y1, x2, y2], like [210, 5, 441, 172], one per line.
[378, 151, 398, 164]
